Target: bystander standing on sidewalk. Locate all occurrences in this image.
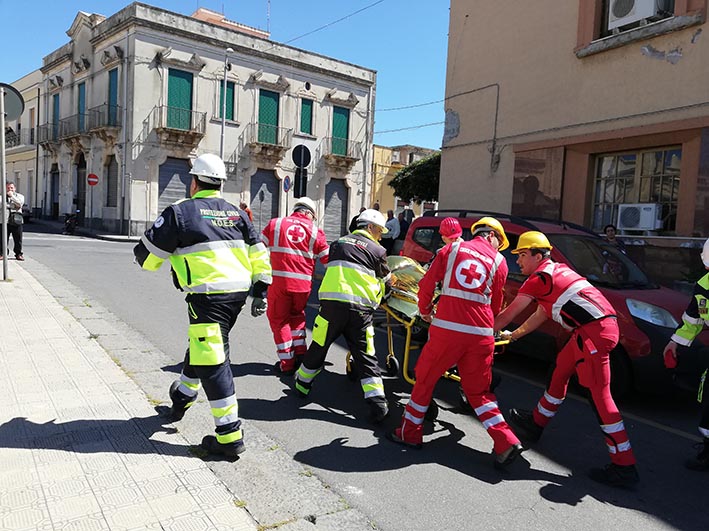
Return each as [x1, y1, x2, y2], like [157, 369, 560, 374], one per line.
[3, 181, 25, 261]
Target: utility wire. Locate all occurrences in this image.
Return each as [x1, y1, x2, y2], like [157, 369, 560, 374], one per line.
[283, 0, 386, 44]
[377, 98, 445, 112]
[374, 121, 445, 134]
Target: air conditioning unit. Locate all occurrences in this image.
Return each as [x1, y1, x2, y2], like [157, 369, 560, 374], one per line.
[617, 203, 663, 231]
[391, 151, 401, 164]
[608, 0, 670, 31]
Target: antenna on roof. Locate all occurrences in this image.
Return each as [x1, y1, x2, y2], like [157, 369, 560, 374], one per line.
[267, 0, 271, 33]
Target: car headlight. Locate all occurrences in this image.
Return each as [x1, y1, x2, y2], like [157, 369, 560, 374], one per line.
[626, 299, 679, 328]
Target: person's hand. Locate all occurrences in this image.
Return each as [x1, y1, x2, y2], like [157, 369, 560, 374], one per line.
[499, 330, 514, 342]
[420, 313, 433, 323]
[251, 297, 267, 317]
[663, 341, 678, 369]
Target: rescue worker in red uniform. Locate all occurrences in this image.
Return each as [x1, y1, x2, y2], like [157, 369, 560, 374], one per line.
[133, 154, 271, 459]
[294, 209, 392, 424]
[388, 217, 524, 470]
[261, 197, 329, 374]
[495, 231, 639, 487]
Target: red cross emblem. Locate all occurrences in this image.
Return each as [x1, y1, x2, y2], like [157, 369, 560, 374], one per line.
[455, 259, 486, 289]
[286, 224, 307, 244]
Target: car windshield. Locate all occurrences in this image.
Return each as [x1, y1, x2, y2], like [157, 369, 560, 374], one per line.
[549, 234, 655, 289]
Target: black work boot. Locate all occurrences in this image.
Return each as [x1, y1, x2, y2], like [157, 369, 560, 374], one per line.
[168, 380, 194, 422]
[588, 463, 640, 488]
[685, 438, 709, 471]
[508, 408, 543, 443]
[367, 399, 389, 424]
[494, 443, 523, 470]
[200, 435, 245, 460]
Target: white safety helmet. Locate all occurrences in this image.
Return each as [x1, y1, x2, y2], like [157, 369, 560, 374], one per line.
[190, 153, 227, 184]
[357, 208, 389, 234]
[702, 238, 709, 268]
[293, 197, 317, 219]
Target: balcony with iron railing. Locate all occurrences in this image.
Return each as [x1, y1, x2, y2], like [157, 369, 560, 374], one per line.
[38, 123, 61, 145]
[321, 136, 362, 171]
[5, 129, 36, 149]
[59, 113, 91, 138]
[88, 104, 122, 129]
[148, 105, 206, 146]
[234, 122, 292, 164]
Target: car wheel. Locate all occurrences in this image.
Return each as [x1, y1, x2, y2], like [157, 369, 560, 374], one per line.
[610, 348, 633, 401]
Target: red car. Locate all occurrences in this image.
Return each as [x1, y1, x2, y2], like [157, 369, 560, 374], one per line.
[401, 210, 708, 398]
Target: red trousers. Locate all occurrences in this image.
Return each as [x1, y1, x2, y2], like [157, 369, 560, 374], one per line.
[397, 326, 520, 454]
[532, 317, 636, 466]
[266, 282, 310, 371]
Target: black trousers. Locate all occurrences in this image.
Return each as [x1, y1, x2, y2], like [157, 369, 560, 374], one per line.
[302, 300, 385, 404]
[2, 223, 22, 256]
[180, 292, 245, 440]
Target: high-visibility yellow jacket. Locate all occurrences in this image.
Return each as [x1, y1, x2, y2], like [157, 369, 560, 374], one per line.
[318, 229, 390, 310]
[133, 190, 271, 298]
[671, 272, 709, 346]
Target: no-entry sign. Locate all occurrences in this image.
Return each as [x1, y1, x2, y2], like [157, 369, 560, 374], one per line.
[87, 173, 99, 186]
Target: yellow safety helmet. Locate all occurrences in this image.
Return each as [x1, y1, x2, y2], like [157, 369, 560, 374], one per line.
[512, 231, 553, 254]
[471, 216, 509, 251]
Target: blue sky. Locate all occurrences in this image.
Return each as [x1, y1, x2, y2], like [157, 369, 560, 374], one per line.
[1, 0, 449, 150]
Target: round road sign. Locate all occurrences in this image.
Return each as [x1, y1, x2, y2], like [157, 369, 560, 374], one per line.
[87, 173, 99, 186]
[283, 175, 291, 192]
[0, 83, 25, 121]
[292, 144, 311, 168]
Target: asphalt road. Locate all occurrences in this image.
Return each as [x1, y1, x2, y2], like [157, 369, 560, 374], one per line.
[13, 222, 707, 530]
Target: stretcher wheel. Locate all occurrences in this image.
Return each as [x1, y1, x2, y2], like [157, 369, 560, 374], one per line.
[425, 399, 439, 421]
[345, 354, 358, 382]
[385, 356, 400, 377]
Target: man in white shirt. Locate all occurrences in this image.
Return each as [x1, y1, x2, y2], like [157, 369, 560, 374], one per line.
[3, 182, 25, 261]
[381, 209, 400, 255]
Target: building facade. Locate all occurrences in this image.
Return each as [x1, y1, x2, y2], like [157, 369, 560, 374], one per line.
[371, 144, 438, 216]
[442, 0, 709, 240]
[38, 3, 375, 240]
[5, 70, 42, 216]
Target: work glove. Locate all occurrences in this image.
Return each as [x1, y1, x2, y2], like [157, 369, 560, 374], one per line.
[499, 330, 514, 342]
[663, 342, 678, 369]
[251, 297, 267, 317]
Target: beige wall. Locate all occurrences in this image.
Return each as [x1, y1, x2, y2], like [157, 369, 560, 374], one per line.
[441, 1, 709, 220]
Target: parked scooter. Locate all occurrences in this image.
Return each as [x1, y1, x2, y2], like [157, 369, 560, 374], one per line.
[63, 210, 80, 235]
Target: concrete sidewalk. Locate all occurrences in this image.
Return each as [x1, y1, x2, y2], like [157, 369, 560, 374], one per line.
[0, 265, 257, 530]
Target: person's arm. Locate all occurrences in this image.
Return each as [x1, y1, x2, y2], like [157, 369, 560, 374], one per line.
[664, 284, 706, 366]
[133, 207, 179, 270]
[506, 305, 548, 342]
[8, 192, 23, 210]
[315, 229, 330, 265]
[490, 256, 508, 315]
[494, 294, 534, 331]
[418, 248, 446, 321]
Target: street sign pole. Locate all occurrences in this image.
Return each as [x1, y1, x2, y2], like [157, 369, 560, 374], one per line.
[1, 83, 25, 281]
[1, 86, 8, 280]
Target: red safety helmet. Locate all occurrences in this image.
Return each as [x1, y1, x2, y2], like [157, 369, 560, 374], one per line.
[440, 217, 462, 239]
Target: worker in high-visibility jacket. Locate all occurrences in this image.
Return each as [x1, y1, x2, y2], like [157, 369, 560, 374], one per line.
[664, 238, 709, 471]
[261, 197, 329, 374]
[133, 153, 271, 460]
[495, 231, 638, 488]
[294, 209, 392, 423]
[388, 217, 523, 470]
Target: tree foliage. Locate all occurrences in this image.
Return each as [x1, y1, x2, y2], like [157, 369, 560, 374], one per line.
[387, 152, 440, 204]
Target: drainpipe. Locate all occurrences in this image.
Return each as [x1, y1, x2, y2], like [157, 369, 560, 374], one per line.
[120, 30, 129, 235]
[361, 82, 374, 210]
[34, 87, 40, 212]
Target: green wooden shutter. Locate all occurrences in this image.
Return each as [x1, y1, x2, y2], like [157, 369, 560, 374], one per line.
[167, 69, 193, 130]
[332, 106, 349, 156]
[300, 99, 313, 135]
[77, 82, 86, 131]
[219, 81, 235, 121]
[108, 69, 118, 126]
[258, 89, 279, 144]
